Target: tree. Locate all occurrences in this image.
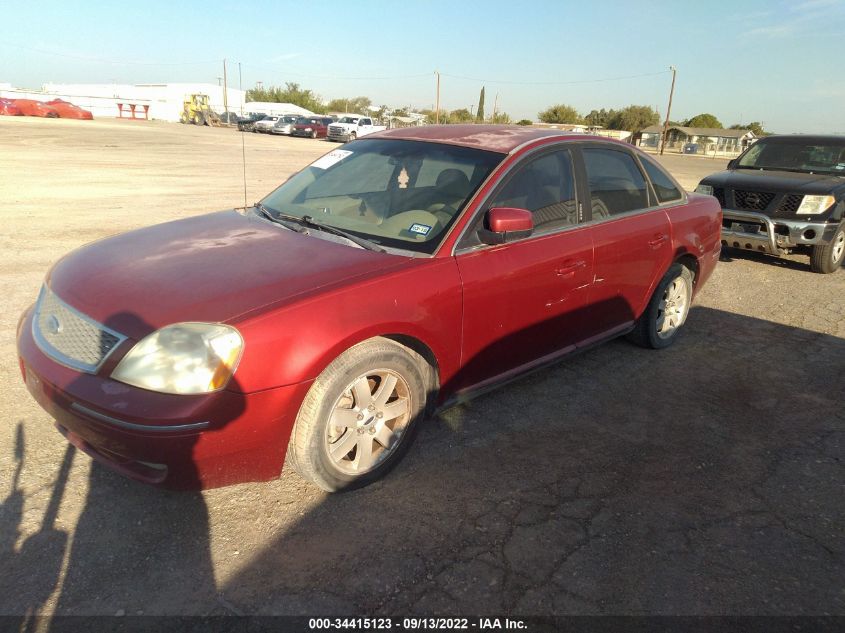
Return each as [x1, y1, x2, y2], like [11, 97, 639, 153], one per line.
[325, 96, 372, 114]
[607, 105, 660, 135]
[730, 121, 768, 136]
[449, 108, 474, 123]
[246, 82, 325, 113]
[516, 119, 533, 126]
[490, 111, 511, 124]
[476, 87, 486, 123]
[584, 108, 618, 128]
[684, 113, 723, 129]
[538, 104, 583, 124]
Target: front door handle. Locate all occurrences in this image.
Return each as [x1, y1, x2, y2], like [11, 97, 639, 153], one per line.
[556, 260, 587, 278]
[649, 234, 669, 249]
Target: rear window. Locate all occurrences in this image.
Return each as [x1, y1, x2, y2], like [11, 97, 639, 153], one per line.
[640, 155, 683, 203]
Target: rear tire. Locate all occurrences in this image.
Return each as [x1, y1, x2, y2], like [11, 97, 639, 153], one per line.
[286, 338, 428, 492]
[810, 222, 845, 274]
[627, 263, 694, 349]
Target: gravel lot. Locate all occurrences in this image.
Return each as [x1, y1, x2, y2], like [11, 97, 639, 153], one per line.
[1, 117, 843, 617]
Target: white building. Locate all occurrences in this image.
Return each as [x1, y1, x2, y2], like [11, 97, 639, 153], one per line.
[242, 101, 315, 117]
[0, 82, 247, 121]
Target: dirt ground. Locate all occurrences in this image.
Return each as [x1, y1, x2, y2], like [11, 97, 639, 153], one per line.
[0, 117, 843, 618]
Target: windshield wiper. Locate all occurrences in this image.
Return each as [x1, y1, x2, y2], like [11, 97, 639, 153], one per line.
[270, 212, 386, 253]
[254, 203, 300, 232]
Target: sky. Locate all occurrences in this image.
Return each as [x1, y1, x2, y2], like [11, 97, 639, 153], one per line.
[1, 0, 844, 134]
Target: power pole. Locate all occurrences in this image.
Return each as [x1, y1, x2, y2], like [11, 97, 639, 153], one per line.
[493, 92, 499, 121]
[222, 59, 229, 114]
[435, 71, 440, 124]
[238, 62, 243, 115]
[659, 66, 677, 156]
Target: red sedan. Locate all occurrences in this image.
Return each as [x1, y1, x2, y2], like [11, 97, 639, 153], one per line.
[17, 126, 721, 491]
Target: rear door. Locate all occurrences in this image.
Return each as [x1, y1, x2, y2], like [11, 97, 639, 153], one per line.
[577, 144, 673, 341]
[453, 147, 594, 391]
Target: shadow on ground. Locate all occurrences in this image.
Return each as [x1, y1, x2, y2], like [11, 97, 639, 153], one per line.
[1, 307, 842, 618]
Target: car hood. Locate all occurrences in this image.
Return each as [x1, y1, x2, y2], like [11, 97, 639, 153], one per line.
[702, 169, 845, 195]
[47, 210, 409, 340]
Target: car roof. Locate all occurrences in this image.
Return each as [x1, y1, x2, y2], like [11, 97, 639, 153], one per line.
[370, 124, 597, 154]
[756, 134, 845, 144]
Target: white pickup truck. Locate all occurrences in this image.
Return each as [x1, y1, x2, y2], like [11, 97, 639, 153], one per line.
[327, 116, 386, 143]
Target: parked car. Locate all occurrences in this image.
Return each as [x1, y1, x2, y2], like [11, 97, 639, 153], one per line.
[291, 116, 335, 139]
[696, 135, 845, 273]
[17, 125, 721, 492]
[0, 98, 22, 116]
[237, 113, 267, 132]
[218, 111, 242, 125]
[253, 115, 280, 133]
[271, 115, 301, 136]
[327, 115, 385, 142]
[45, 99, 93, 120]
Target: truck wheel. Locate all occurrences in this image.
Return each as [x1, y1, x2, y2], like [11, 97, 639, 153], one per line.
[627, 263, 694, 350]
[349, 132, 357, 141]
[810, 222, 845, 274]
[286, 338, 428, 492]
[311, 130, 317, 139]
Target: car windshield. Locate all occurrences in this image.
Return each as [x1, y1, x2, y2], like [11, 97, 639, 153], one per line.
[338, 117, 359, 124]
[737, 138, 845, 175]
[295, 117, 311, 124]
[259, 139, 504, 254]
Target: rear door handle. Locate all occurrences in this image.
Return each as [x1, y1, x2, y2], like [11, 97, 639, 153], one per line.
[648, 234, 669, 248]
[556, 260, 587, 278]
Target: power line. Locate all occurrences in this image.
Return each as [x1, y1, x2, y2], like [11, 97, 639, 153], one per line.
[439, 70, 671, 86]
[0, 40, 218, 66]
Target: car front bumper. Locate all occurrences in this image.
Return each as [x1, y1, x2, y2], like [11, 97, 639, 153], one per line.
[17, 307, 313, 490]
[721, 209, 838, 256]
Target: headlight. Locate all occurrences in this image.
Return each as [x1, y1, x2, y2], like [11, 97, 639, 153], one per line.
[796, 195, 835, 215]
[111, 323, 243, 394]
[695, 184, 714, 195]
[305, 127, 313, 132]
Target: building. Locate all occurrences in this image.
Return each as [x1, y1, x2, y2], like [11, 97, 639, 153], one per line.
[0, 82, 247, 121]
[640, 125, 755, 156]
[243, 101, 315, 117]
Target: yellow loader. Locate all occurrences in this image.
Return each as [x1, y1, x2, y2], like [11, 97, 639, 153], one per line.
[179, 94, 221, 126]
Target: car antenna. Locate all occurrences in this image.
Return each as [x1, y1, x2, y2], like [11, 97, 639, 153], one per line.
[241, 120, 248, 208]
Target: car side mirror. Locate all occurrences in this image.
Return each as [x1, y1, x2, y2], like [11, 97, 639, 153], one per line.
[478, 207, 534, 245]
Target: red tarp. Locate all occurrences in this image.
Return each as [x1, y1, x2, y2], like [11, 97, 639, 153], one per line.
[46, 98, 94, 120]
[13, 99, 60, 117]
[0, 99, 23, 116]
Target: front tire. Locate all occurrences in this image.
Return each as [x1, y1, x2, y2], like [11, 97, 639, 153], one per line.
[810, 222, 845, 274]
[628, 263, 694, 349]
[286, 338, 428, 492]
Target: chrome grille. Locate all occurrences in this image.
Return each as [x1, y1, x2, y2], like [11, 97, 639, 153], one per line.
[734, 190, 775, 211]
[32, 286, 127, 373]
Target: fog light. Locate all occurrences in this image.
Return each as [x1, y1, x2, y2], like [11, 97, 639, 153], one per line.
[803, 229, 816, 240]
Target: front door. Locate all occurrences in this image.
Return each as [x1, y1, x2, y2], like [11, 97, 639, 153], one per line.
[453, 148, 594, 392]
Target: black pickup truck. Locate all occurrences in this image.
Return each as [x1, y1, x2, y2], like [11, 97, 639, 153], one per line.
[696, 135, 845, 273]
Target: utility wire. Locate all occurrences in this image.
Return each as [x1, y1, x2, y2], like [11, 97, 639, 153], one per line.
[0, 40, 218, 66]
[439, 70, 671, 86]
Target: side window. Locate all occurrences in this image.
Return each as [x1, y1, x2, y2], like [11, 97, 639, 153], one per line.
[489, 150, 578, 233]
[640, 155, 683, 203]
[583, 148, 649, 219]
[361, 118, 371, 126]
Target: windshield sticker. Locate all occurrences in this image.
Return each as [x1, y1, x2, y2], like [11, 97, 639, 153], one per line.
[311, 149, 353, 170]
[398, 167, 410, 189]
[409, 223, 432, 236]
